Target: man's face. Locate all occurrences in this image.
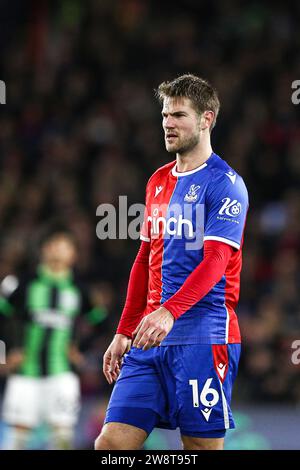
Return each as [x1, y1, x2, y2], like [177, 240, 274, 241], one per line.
[162, 97, 201, 154]
[42, 236, 77, 269]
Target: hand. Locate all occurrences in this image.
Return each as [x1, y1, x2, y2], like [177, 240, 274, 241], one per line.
[103, 334, 132, 384]
[68, 345, 86, 370]
[132, 307, 174, 350]
[6, 349, 24, 373]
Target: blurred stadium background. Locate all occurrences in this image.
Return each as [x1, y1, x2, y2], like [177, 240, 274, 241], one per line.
[0, 0, 300, 449]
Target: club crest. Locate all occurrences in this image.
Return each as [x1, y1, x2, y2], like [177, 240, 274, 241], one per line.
[184, 184, 201, 203]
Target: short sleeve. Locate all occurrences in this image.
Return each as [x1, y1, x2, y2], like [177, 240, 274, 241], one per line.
[204, 172, 249, 250]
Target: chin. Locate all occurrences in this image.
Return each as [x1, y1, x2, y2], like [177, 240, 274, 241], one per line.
[165, 143, 178, 153]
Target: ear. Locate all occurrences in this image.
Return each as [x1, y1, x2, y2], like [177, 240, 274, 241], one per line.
[201, 110, 215, 130]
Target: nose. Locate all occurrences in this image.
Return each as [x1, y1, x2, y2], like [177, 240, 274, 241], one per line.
[163, 115, 175, 129]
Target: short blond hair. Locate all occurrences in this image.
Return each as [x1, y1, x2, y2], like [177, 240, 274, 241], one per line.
[156, 73, 220, 130]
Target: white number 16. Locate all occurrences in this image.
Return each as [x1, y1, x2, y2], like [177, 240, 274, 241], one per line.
[189, 378, 219, 408]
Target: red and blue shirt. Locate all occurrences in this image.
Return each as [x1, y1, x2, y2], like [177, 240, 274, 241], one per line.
[140, 152, 249, 345]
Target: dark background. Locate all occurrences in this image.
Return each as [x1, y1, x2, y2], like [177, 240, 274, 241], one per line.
[0, 0, 300, 449]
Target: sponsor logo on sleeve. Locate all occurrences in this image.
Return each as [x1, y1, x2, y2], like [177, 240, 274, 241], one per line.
[217, 197, 242, 224]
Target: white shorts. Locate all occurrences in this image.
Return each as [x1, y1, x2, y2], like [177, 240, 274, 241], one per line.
[2, 372, 81, 428]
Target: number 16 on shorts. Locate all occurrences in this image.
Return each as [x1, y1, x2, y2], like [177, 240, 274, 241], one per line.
[189, 378, 220, 421]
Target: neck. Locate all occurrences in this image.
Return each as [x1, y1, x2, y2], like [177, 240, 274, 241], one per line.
[176, 137, 212, 173]
[42, 263, 70, 278]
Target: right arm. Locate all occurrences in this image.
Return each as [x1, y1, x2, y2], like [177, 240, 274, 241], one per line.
[103, 240, 150, 384]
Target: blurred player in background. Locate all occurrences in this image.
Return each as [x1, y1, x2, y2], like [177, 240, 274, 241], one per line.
[0, 229, 107, 449]
[95, 74, 249, 450]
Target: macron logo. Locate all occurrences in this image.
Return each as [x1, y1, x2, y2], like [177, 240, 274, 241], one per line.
[217, 362, 226, 379]
[225, 172, 236, 184]
[155, 186, 163, 197]
[201, 408, 212, 422]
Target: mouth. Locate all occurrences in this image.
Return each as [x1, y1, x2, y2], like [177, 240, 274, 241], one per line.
[166, 134, 178, 141]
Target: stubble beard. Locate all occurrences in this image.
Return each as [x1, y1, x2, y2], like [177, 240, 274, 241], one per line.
[165, 133, 200, 155]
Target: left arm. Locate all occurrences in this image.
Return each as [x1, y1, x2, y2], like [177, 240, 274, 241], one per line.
[132, 240, 233, 349]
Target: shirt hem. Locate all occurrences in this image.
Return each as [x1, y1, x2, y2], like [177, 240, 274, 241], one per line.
[161, 336, 241, 345]
[156, 419, 235, 432]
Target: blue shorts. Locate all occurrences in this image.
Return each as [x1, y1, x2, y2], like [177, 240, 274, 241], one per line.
[104, 343, 241, 438]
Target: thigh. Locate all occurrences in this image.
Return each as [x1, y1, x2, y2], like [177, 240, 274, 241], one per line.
[173, 344, 241, 436]
[181, 435, 224, 450]
[96, 422, 147, 450]
[45, 372, 81, 427]
[2, 375, 41, 428]
[104, 347, 166, 435]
